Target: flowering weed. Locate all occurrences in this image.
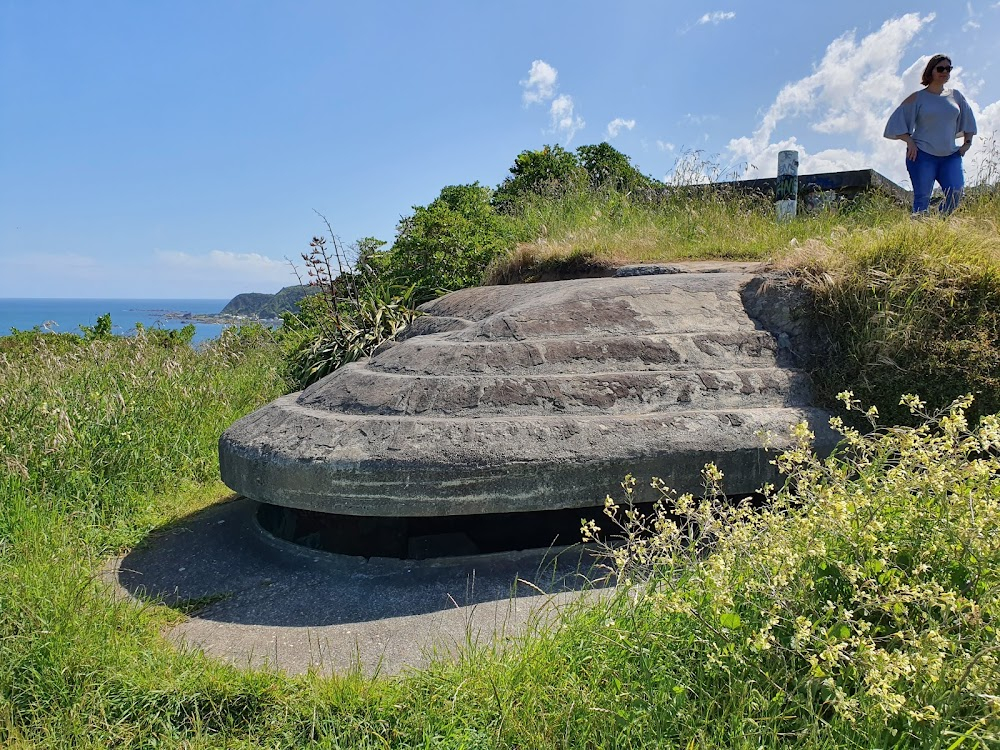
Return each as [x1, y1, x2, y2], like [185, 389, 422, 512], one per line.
[588, 394, 1000, 746]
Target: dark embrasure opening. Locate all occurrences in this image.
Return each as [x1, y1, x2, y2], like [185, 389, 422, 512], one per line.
[256, 502, 611, 560]
[256, 493, 763, 560]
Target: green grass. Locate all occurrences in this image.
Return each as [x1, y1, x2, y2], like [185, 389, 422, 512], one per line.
[484, 185, 911, 283]
[4, 191, 1000, 746]
[773, 201, 1000, 422]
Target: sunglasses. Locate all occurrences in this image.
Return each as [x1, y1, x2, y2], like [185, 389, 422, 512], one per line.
[935, 65, 953, 73]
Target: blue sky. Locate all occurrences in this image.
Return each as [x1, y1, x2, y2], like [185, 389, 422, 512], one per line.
[2, 1, 999, 299]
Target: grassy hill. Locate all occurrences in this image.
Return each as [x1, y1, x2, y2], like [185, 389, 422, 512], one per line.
[3, 145, 1000, 747]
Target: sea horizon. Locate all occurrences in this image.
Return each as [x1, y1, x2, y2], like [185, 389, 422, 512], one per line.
[0, 297, 233, 344]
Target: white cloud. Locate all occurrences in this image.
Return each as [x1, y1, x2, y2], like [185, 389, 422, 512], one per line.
[0, 252, 102, 297]
[0, 248, 297, 298]
[963, 1, 981, 30]
[153, 250, 294, 294]
[683, 113, 720, 126]
[520, 59, 586, 144]
[725, 10, 1000, 190]
[7, 252, 99, 271]
[550, 94, 585, 143]
[698, 11, 735, 25]
[731, 136, 870, 177]
[521, 60, 558, 105]
[724, 12, 996, 187]
[965, 102, 1000, 183]
[656, 140, 676, 152]
[606, 117, 636, 138]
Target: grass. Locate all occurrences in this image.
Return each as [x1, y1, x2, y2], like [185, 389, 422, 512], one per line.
[484, 182, 911, 283]
[581, 397, 1000, 746]
[771, 197, 1000, 422]
[3, 182, 1000, 746]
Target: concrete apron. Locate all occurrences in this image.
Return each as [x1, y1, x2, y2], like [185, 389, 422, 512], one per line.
[102, 497, 609, 677]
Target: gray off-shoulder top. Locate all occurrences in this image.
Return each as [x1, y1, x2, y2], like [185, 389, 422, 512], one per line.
[884, 88, 977, 157]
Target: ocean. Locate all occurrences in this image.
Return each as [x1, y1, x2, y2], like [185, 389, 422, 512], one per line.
[0, 298, 233, 345]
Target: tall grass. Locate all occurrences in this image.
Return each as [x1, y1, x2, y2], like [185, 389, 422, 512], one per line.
[582, 395, 1000, 747]
[485, 169, 911, 283]
[486, 143, 1000, 286]
[775, 200, 1000, 421]
[0, 325, 286, 550]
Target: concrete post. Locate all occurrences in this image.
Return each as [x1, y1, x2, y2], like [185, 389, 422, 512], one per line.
[775, 150, 799, 221]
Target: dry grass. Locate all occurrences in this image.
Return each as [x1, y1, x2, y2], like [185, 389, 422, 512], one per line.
[485, 186, 911, 284]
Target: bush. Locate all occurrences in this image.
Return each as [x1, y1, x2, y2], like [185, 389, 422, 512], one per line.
[782, 214, 1000, 423]
[79, 312, 114, 340]
[279, 234, 417, 388]
[135, 321, 197, 348]
[577, 142, 661, 196]
[493, 144, 588, 211]
[383, 183, 518, 302]
[587, 393, 1000, 746]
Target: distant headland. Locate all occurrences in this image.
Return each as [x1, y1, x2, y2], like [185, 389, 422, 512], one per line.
[164, 285, 318, 325]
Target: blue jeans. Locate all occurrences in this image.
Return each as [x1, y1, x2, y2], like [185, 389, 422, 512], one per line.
[906, 148, 964, 214]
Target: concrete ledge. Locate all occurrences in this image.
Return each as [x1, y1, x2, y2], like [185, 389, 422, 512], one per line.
[219, 271, 838, 517]
[720, 168, 910, 206]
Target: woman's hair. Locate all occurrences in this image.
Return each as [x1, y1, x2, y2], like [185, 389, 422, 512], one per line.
[921, 54, 951, 86]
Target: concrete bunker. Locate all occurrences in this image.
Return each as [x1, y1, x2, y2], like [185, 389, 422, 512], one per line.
[220, 267, 839, 559]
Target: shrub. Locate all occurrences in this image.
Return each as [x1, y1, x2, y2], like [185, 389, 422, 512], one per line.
[587, 393, 1000, 745]
[79, 312, 114, 340]
[384, 183, 518, 302]
[135, 321, 197, 348]
[781, 214, 1000, 423]
[493, 144, 588, 211]
[576, 141, 661, 196]
[280, 234, 417, 388]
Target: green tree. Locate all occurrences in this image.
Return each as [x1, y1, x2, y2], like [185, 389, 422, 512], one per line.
[492, 144, 587, 211]
[385, 183, 515, 302]
[576, 142, 661, 195]
[79, 313, 113, 340]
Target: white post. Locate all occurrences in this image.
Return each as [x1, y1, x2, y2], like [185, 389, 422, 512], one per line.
[775, 150, 799, 222]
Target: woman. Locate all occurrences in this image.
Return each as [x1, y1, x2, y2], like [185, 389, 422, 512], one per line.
[884, 54, 977, 214]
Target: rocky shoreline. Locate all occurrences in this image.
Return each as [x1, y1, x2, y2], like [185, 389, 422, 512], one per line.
[162, 310, 282, 326]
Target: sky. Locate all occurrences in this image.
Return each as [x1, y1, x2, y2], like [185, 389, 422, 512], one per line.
[2, 1, 999, 299]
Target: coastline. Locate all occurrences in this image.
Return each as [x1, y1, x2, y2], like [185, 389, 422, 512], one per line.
[163, 310, 282, 326]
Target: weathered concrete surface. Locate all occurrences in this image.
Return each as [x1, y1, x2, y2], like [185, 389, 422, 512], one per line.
[105, 498, 604, 676]
[220, 268, 838, 516]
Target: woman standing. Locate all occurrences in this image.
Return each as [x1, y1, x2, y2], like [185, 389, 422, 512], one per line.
[884, 54, 978, 214]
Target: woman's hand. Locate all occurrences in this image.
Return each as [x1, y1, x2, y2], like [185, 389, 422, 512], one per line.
[892, 133, 917, 160]
[959, 141, 972, 156]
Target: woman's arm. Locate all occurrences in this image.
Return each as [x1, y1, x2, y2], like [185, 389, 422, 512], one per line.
[954, 90, 977, 155]
[885, 93, 919, 160]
